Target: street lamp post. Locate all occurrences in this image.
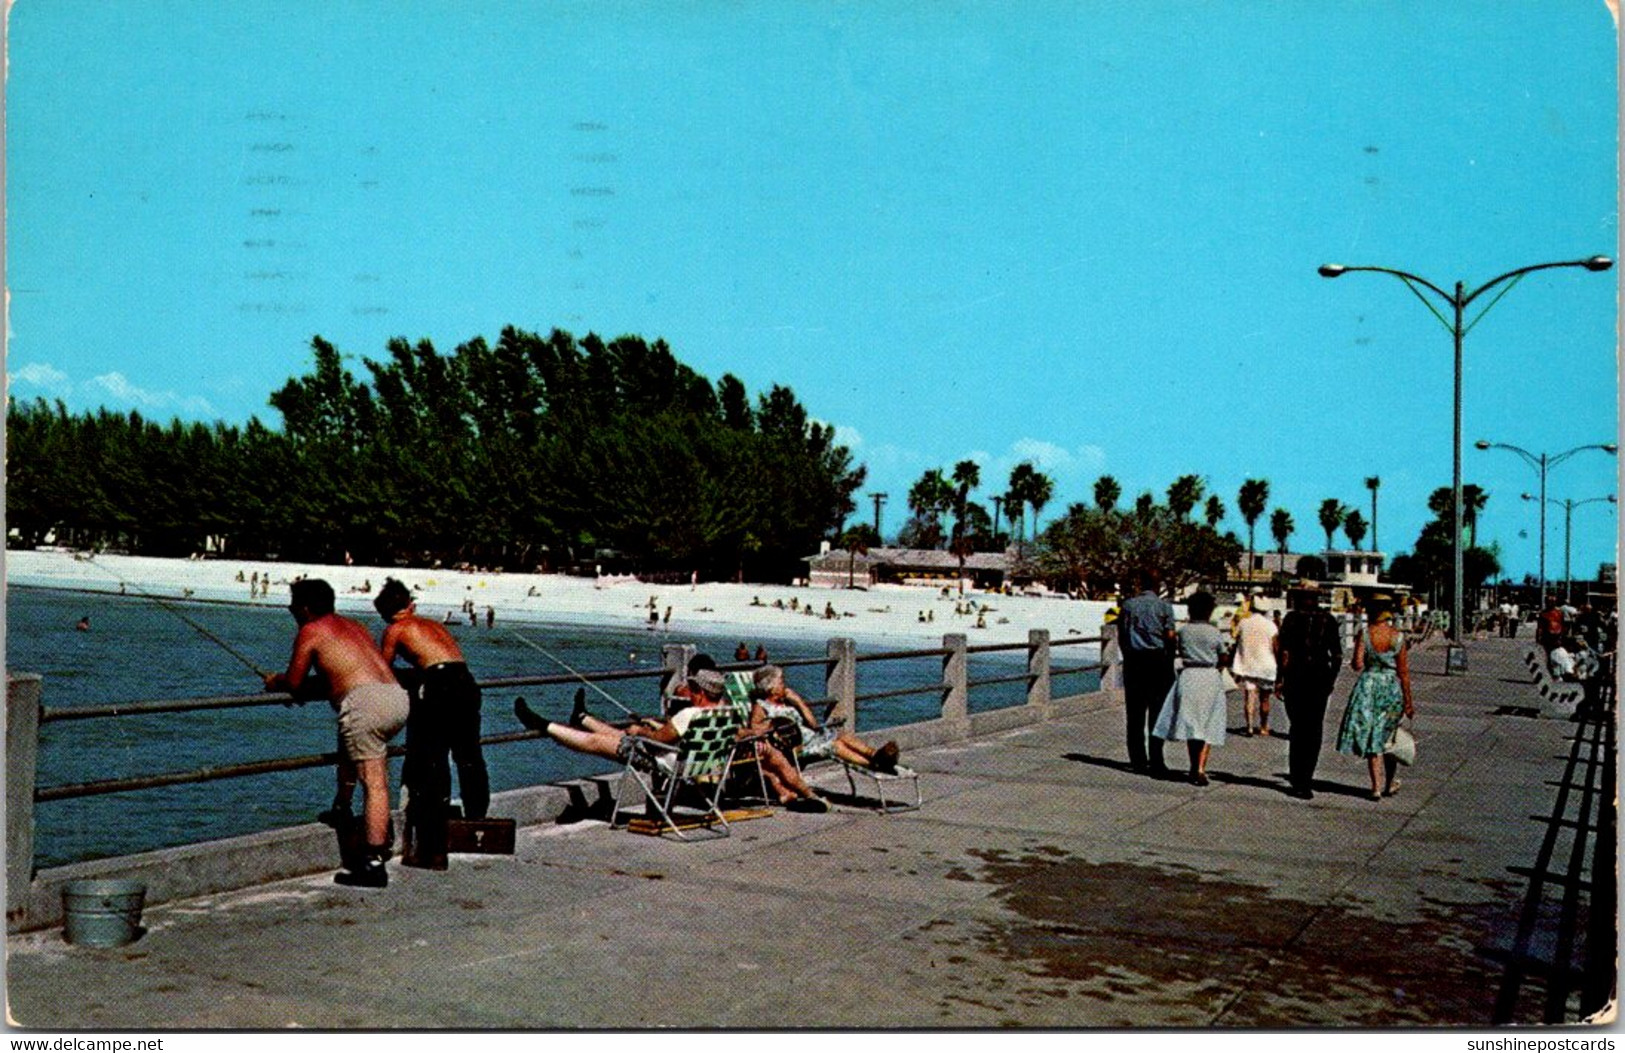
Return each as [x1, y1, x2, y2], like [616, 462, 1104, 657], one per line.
[1317, 255, 1613, 669]
[1521, 492, 1618, 604]
[1475, 441, 1618, 603]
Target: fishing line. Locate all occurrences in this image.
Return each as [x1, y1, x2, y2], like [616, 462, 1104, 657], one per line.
[505, 628, 641, 718]
[87, 556, 272, 679]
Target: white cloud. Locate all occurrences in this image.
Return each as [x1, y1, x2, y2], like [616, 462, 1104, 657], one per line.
[811, 418, 865, 451]
[831, 424, 863, 450]
[8, 362, 72, 394]
[85, 372, 216, 416]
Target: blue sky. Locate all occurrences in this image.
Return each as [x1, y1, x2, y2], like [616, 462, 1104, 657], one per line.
[7, 2, 1619, 581]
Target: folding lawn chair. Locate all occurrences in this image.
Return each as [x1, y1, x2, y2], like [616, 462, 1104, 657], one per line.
[838, 755, 921, 813]
[610, 706, 758, 840]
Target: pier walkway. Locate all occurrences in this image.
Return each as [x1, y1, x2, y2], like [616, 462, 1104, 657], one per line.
[7, 636, 1613, 1028]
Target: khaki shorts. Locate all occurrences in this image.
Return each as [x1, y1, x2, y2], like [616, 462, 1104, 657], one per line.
[336, 682, 410, 762]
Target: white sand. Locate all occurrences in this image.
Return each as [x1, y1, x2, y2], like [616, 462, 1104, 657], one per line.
[6, 549, 1113, 649]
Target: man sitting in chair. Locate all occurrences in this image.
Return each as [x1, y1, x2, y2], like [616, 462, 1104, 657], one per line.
[514, 668, 830, 812]
[749, 665, 901, 773]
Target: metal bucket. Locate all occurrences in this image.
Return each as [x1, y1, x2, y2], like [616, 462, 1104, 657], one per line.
[61, 879, 147, 947]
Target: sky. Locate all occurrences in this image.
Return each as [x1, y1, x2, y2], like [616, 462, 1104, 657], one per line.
[5, 1, 1620, 583]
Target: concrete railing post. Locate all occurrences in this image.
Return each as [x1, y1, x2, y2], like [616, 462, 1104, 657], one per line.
[941, 633, 968, 723]
[1027, 629, 1052, 711]
[661, 643, 696, 712]
[7, 675, 42, 918]
[826, 637, 857, 729]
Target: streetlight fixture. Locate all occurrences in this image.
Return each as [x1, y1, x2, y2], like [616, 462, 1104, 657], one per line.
[1474, 440, 1618, 603]
[1520, 492, 1618, 604]
[1317, 256, 1614, 669]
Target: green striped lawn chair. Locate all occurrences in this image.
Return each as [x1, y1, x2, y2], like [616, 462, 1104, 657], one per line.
[611, 705, 749, 840]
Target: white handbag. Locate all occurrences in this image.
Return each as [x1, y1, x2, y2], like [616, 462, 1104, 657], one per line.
[1385, 723, 1417, 766]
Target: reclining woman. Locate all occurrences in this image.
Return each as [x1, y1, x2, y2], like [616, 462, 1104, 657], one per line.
[750, 665, 901, 773]
[514, 668, 830, 812]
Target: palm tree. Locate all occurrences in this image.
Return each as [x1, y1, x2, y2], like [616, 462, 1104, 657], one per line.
[1463, 484, 1488, 549]
[949, 459, 981, 593]
[950, 459, 981, 543]
[838, 524, 878, 588]
[1237, 479, 1270, 582]
[1427, 484, 1490, 548]
[1317, 498, 1348, 550]
[1203, 494, 1226, 530]
[906, 468, 954, 548]
[1002, 490, 1022, 546]
[1166, 474, 1205, 520]
[1007, 463, 1036, 547]
[1270, 507, 1294, 555]
[1026, 470, 1054, 540]
[1364, 475, 1381, 551]
[1093, 475, 1121, 513]
[1344, 509, 1368, 550]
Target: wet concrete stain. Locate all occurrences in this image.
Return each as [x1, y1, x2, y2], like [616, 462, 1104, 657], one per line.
[911, 846, 1527, 1026]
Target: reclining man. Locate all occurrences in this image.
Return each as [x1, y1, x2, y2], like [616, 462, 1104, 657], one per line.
[514, 667, 830, 811]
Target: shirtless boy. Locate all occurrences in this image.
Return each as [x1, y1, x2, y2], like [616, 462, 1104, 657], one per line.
[265, 578, 409, 888]
[374, 578, 489, 868]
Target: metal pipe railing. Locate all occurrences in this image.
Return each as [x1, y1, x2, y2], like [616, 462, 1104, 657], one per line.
[10, 628, 1108, 884]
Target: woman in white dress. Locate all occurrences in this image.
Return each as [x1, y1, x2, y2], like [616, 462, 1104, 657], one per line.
[1153, 591, 1231, 786]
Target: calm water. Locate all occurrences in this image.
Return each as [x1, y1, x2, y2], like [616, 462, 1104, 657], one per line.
[8, 586, 1096, 867]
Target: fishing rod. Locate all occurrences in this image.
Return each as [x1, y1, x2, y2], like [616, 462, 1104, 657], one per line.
[505, 628, 644, 719]
[87, 556, 273, 679]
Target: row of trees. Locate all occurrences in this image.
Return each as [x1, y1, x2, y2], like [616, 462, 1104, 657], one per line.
[896, 459, 1058, 553]
[9, 329, 866, 578]
[874, 466, 1500, 602]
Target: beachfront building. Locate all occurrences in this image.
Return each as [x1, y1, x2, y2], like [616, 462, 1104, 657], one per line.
[1229, 551, 1308, 585]
[803, 544, 1013, 590]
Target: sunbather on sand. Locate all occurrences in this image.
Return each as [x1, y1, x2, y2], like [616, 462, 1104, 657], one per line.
[514, 668, 830, 812]
[750, 665, 901, 773]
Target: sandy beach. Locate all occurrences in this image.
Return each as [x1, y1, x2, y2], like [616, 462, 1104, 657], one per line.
[6, 549, 1115, 651]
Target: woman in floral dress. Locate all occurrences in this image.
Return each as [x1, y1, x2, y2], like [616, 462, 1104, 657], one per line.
[1335, 599, 1415, 800]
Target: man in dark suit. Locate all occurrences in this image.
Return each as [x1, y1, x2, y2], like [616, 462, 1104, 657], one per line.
[1276, 587, 1343, 799]
[1118, 570, 1175, 777]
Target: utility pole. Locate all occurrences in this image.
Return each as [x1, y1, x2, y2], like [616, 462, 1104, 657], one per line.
[870, 492, 887, 541]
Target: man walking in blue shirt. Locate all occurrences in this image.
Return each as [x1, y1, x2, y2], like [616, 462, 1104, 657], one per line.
[1118, 571, 1175, 777]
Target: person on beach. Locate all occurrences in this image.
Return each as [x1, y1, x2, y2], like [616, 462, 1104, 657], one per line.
[265, 578, 409, 888]
[374, 578, 491, 870]
[1151, 590, 1230, 786]
[1334, 596, 1414, 801]
[1118, 570, 1175, 777]
[1230, 592, 1279, 736]
[1276, 587, 1343, 799]
[748, 664, 901, 773]
[514, 669, 830, 811]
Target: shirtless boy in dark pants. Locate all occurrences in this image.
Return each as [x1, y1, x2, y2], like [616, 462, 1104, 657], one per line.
[375, 577, 490, 870]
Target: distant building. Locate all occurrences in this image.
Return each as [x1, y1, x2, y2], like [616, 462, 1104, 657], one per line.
[1322, 550, 1386, 586]
[1230, 551, 1307, 584]
[804, 545, 1012, 590]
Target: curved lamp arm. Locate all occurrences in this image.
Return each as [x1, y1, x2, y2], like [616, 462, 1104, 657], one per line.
[1318, 264, 1452, 302]
[1461, 257, 1614, 308]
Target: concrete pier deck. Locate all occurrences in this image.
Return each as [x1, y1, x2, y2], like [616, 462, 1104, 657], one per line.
[6, 636, 1610, 1028]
